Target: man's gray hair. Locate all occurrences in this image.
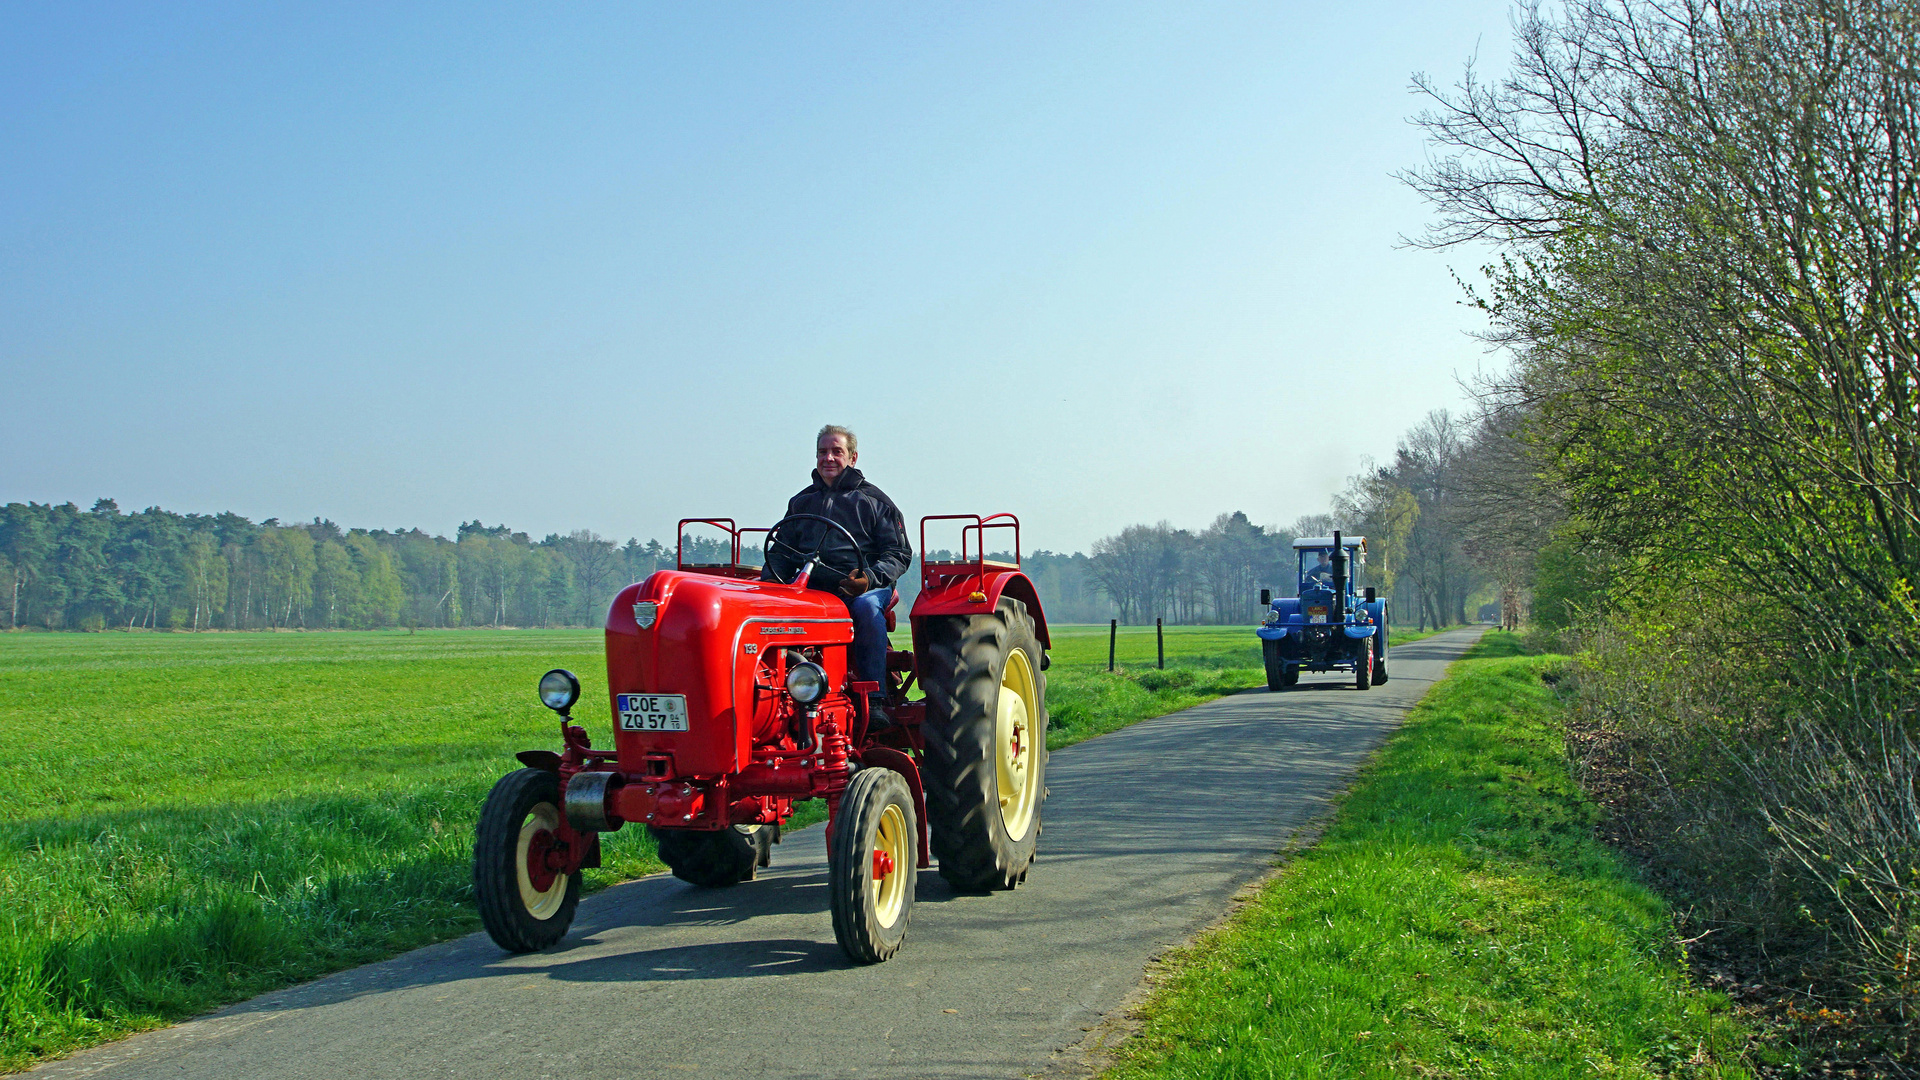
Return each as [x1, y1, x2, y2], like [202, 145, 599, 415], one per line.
[817, 424, 857, 453]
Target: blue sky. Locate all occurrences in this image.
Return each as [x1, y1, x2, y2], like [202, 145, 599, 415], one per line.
[2, 3, 1513, 552]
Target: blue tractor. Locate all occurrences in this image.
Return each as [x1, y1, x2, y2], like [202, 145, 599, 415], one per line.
[1255, 531, 1388, 691]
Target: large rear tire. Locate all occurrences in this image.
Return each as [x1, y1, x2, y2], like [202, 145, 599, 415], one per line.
[652, 824, 771, 887]
[1372, 635, 1390, 684]
[474, 768, 582, 953]
[828, 766, 917, 964]
[921, 598, 1047, 891]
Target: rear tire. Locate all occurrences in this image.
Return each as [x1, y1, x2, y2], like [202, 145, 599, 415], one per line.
[829, 767, 916, 964]
[1372, 636, 1390, 684]
[921, 598, 1047, 891]
[474, 768, 582, 953]
[652, 824, 770, 887]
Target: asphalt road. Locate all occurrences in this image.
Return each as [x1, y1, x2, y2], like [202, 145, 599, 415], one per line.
[32, 626, 1484, 1080]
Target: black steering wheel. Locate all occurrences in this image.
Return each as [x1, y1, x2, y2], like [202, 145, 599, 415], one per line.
[762, 514, 871, 587]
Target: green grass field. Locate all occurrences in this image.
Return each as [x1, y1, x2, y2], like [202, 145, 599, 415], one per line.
[1104, 633, 1753, 1078]
[0, 619, 1301, 1071]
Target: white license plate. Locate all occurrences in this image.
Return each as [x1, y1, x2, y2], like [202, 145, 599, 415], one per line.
[1309, 614, 1327, 624]
[617, 693, 689, 731]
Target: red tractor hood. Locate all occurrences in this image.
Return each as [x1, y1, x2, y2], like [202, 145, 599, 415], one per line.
[603, 570, 853, 777]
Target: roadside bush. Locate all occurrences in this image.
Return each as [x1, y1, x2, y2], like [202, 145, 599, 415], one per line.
[1563, 590, 1920, 1051]
[1131, 668, 1197, 691]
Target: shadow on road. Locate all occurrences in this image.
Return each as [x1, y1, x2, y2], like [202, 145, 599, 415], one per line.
[539, 937, 845, 982]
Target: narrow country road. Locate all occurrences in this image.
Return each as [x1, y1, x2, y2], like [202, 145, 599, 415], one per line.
[33, 627, 1485, 1080]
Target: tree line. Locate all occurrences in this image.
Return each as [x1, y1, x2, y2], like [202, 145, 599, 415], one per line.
[0, 500, 736, 632]
[3, 487, 1488, 634]
[0, 500, 1147, 631]
[1407, 0, 1920, 1038]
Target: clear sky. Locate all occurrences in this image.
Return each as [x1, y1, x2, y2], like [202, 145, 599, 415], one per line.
[2, 2, 1512, 553]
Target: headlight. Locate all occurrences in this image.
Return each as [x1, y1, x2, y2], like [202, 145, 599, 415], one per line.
[785, 662, 827, 705]
[538, 668, 581, 712]
[1262, 610, 1281, 626]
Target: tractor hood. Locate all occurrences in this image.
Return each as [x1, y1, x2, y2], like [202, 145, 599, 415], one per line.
[604, 571, 853, 776]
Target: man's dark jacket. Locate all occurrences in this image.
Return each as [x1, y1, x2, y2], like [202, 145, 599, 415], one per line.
[774, 467, 912, 591]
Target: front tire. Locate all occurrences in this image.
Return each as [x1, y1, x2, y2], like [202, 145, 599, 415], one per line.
[652, 824, 770, 887]
[1354, 645, 1373, 690]
[921, 598, 1047, 891]
[829, 767, 917, 964]
[1262, 638, 1287, 691]
[474, 768, 582, 953]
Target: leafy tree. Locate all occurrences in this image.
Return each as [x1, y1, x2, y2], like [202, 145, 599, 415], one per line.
[257, 527, 316, 628]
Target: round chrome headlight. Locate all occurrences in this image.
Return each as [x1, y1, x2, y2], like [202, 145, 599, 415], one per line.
[1262, 609, 1281, 626]
[538, 668, 581, 712]
[785, 661, 827, 705]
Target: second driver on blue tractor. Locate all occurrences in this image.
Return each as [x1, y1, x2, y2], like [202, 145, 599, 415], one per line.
[763, 424, 913, 729]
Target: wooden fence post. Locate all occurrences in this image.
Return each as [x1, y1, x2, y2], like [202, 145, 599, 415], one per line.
[1156, 618, 1164, 669]
[1108, 619, 1117, 672]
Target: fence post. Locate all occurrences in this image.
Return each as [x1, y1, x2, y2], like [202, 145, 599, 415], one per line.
[1108, 619, 1117, 672]
[1156, 618, 1164, 669]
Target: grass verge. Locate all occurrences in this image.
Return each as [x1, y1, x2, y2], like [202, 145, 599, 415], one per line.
[1104, 632, 1752, 1079]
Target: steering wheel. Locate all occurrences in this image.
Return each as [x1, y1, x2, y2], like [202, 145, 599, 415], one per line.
[762, 514, 872, 587]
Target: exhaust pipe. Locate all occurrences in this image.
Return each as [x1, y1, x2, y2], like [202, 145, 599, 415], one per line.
[1330, 530, 1347, 623]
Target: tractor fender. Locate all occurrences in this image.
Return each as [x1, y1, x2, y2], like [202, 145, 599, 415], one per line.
[910, 570, 1051, 649]
[1343, 625, 1378, 640]
[858, 746, 932, 869]
[1255, 598, 1303, 642]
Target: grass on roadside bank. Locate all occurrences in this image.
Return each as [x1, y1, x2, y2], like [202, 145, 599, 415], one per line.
[1105, 632, 1753, 1079]
[0, 621, 1459, 1072]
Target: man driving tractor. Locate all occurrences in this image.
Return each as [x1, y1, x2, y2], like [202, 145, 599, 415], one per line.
[1302, 549, 1334, 587]
[765, 424, 913, 728]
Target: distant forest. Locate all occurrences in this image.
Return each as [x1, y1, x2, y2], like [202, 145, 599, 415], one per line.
[0, 500, 1130, 632]
[2, 471, 1475, 633]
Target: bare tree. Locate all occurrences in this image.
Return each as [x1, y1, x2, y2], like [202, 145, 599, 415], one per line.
[557, 530, 618, 623]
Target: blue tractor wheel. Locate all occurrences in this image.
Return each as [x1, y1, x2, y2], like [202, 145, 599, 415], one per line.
[1262, 639, 1287, 691]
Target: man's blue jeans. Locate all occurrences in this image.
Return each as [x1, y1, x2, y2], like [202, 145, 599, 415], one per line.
[844, 586, 895, 686]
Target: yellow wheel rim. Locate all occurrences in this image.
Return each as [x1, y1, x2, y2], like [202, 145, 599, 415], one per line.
[516, 802, 569, 920]
[996, 648, 1039, 840]
[871, 802, 909, 927]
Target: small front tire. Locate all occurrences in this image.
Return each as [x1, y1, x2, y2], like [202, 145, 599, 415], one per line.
[474, 768, 583, 953]
[829, 767, 917, 964]
[1262, 638, 1287, 691]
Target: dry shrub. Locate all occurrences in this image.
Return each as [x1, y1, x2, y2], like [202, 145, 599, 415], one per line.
[1561, 593, 1920, 1049]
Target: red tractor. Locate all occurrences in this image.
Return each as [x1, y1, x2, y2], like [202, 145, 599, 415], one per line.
[473, 513, 1050, 963]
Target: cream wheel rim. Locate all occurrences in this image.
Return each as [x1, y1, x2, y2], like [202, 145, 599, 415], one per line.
[871, 802, 909, 927]
[995, 648, 1039, 839]
[516, 802, 569, 920]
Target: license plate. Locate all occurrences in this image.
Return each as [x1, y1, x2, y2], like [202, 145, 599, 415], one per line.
[1309, 613, 1327, 624]
[617, 693, 689, 731]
